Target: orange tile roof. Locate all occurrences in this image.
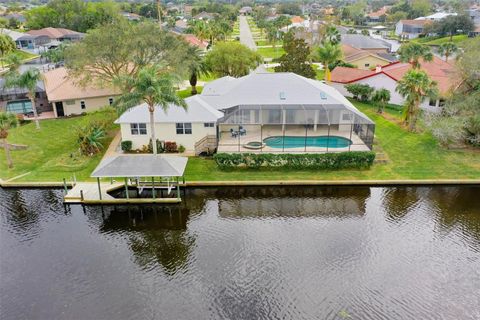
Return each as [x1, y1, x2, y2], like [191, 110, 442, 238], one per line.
[181, 34, 208, 49]
[368, 6, 388, 17]
[43, 67, 118, 102]
[330, 67, 375, 83]
[27, 27, 82, 39]
[399, 19, 430, 26]
[290, 16, 305, 24]
[341, 44, 362, 57]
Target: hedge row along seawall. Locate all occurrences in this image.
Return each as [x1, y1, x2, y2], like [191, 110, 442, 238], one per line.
[213, 152, 376, 169]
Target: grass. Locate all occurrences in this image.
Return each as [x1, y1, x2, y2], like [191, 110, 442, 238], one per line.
[184, 100, 480, 181]
[177, 86, 203, 98]
[0, 49, 38, 69]
[412, 35, 468, 46]
[257, 47, 285, 59]
[0, 108, 118, 182]
[256, 40, 283, 47]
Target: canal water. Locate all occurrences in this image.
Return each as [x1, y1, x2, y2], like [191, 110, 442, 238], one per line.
[1, 186, 479, 320]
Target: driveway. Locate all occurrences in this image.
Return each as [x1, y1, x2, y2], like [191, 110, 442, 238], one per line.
[239, 16, 257, 51]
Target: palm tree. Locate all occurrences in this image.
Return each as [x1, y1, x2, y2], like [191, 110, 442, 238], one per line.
[191, 20, 209, 43]
[0, 34, 16, 69]
[156, 0, 162, 28]
[398, 43, 433, 69]
[372, 88, 391, 114]
[266, 26, 278, 48]
[317, 42, 342, 82]
[0, 112, 19, 168]
[323, 25, 341, 45]
[114, 65, 186, 155]
[396, 69, 438, 131]
[437, 42, 458, 62]
[5, 68, 43, 130]
[186, 46, 210, 95]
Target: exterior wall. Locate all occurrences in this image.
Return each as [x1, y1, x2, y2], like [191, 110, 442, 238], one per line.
[350, 56, 390, 70]
[120, 122, 217, 151]
[53, 95, 116, 117]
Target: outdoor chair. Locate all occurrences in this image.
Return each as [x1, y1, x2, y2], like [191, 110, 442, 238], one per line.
[230, 128, 238, 138]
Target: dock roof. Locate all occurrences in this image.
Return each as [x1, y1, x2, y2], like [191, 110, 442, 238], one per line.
[91, 155, 188, 178]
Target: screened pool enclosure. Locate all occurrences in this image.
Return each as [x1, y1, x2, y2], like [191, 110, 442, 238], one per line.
[216, 104, 375, 153]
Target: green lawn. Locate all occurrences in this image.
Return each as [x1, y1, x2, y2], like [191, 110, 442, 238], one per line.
[257, 47, 285, 59]
[412, 35, 468, 46]
[0, 108, 118, 182]
[177, 86, 203, 98]
[184, 101, 480, 181]
[0, 49, 38, 69]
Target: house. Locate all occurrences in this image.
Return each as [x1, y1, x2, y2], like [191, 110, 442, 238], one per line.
[122, 12, 142, 21]
[366, 6, 388, 23]
[330, 56, 458, 112]
[174, 19, 188, 33]
[342, 44, 397, 70]
[341, 34, 391, 53]
[469, 25, 480, 37]
[193, 11, 216, 20]
[180, 34, 208, 50]
[466, 7, 480, 25]
[239, 6, 253, 15]
[415, 12, 457, 21]
[0, 28, 23, 42]
[16, 27, 84, 51]
[116, 72, 375, 154]
[0, 78, 49, 116]
[395, 19, 430, 39]
[0, 13, 25, 24]
[43, 67, 119, 117]
[290, 16, 305, 24]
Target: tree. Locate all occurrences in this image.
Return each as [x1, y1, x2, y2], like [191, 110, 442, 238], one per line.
[316, 41, 342, 81]
[277, 3, 301, 15]
[361, 29, 370, 36]
[372, 88, 391, 113]
[65, 20, 190, 91]
[0, 34, 15, 69]
[186, 46, 209, 95]
[275, 32, 316, 78]
[205, 42, 261, 78]
[323, 25, 341, 45]
[398, 43, 433, 69]
[273, 15, 291, 30]
[266, 25, 280, 48]
[396, 69, 438, 131]
[345, 83, 374, 101]
[5, 68, 43, 130]
[0, 112, 19, 168]
[114, 65, 187, 155]
[425, 15, 474, 40]
[410, 0, 432, 18]
[437, 42, 458, 62]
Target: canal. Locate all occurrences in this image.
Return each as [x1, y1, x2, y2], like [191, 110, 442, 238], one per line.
[1, 186, 479, 319]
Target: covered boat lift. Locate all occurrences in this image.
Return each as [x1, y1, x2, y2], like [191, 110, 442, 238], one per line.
[64, 155, 188, 204]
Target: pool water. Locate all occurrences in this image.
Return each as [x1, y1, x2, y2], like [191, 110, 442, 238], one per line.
[264, 135, 352, 148]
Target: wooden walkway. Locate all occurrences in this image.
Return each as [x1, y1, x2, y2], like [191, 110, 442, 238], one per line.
[64, 182, 182, 205]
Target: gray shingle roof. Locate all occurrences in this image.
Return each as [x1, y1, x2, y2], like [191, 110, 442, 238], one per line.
[341, 34, 391, 50]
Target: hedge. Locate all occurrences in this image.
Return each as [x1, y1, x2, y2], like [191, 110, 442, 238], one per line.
[213, 152, 376, 170]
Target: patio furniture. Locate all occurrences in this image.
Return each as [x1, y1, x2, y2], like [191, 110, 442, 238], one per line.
[239, 126, 247, 136]
[230, 128, 238, 138]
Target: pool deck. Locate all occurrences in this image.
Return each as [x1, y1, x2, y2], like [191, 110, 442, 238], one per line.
[217, 126, 370, 153]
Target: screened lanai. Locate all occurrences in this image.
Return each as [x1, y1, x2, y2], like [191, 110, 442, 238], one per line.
[217, 103, 375, 153]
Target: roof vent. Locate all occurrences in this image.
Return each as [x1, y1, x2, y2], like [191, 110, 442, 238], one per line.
[279, 92, 286, 100]
[320, 92, 327, 100]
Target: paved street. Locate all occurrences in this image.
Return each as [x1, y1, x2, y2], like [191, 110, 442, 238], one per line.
[239, 15, 257, 51]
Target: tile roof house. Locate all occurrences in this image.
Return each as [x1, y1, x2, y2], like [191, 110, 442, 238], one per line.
[330, 56, 458, 112]
[341, 44, 396, 70]
[43, 67, 119, 117]
[366, 6, 389, 22]
[16, 27, 84, 51]
[193, 11, 216, 20]
[340, 34, 391, 53]
[181, 34, 208, 50]
[395, 19, 431, 39]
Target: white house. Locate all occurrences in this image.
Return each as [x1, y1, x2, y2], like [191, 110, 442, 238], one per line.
[116, 73, 376, 154]
[395, 19, 430, 39]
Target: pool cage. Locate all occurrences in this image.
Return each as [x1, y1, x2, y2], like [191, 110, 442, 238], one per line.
[217, 104, 375, 153]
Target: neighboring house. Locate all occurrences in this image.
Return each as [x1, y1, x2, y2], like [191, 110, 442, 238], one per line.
[0, 13, 25, 24]
[174, 19, 188, 33]
[0, 78, 49, 115]
[330, 56, 458, 112]
[16, 27, 84, 51]
[395, 19, 430, 39]
[415, 12, 457, 21]
[122, 12, 142, 21]
[341, 34, 391, 53]
[466, 7, 480, 25]
[193, 11, 216, 20]
[290, 16, 305, 24]
[468, 25, 480, 37]
[181, 34, 208, 50]
[366, 6, 388, 23]
[0, 28, 23, 42]
[342, 44, 397, 70]
[43, 67, 119, 117]
[239, 6, 253, 15]
[116, 72, 375, 154]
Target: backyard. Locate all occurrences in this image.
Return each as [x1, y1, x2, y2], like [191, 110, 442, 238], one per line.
[1, 100, 479, 183]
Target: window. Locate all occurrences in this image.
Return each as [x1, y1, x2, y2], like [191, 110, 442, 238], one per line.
[80, 101, 86, 110]
[108, 97, 114, 105]
[204, 122, 215, 128]
[130, 123, 147, 135]
[65, 100, 75, 105]
[364, 63, 370, 67]
[176, 123, 192, 134]
[429, 99, 437, 107]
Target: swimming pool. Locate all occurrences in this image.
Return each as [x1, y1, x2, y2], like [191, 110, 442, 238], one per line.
[264, 136, 352, 148]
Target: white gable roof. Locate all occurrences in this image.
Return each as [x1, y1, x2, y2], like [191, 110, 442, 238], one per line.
[115, 95, 223, 124]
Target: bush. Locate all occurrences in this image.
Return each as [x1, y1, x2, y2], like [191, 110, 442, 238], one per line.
[121, 140, 132, 152]
[76, 121, 107, 156]
[213, 152, 376, 170]
[345, 84, 374, 102]
[148, 139, 164, 153]
[164, 141, 178, 153]
[178, 145, 186, 153]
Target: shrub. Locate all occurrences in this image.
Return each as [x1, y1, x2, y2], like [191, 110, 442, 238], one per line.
[345, 84, 374, 102]
[76, 121, 106, 156]
[178, 145, 186, 153]
[213, 152, 376, 170]
[148, 139, 164, 153]
[121, 140, 132, 152]
[164, 141, 178, 153]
